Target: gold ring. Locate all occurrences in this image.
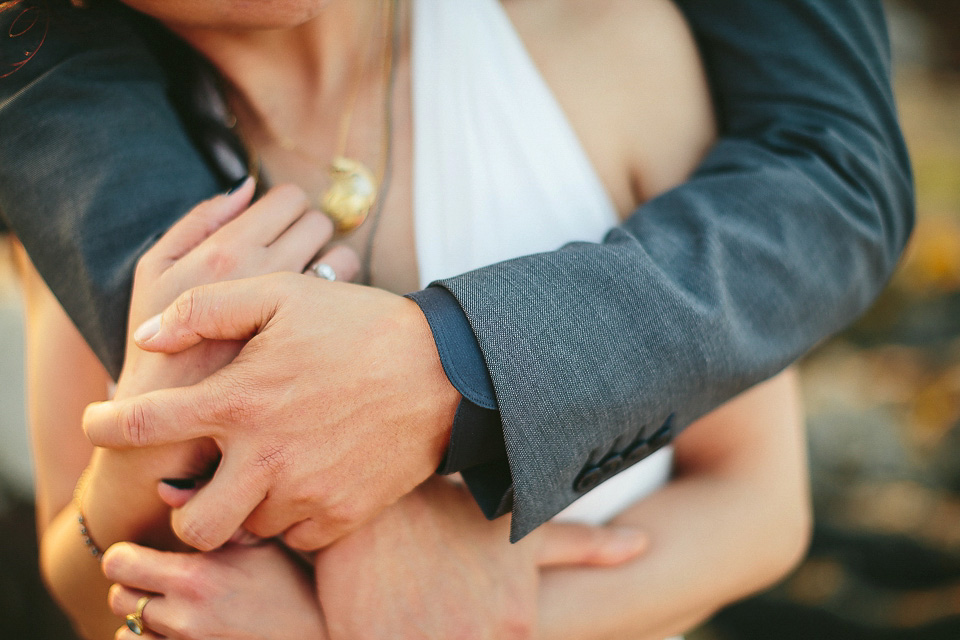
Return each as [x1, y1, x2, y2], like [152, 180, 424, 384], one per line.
[125, 595, 151, 636]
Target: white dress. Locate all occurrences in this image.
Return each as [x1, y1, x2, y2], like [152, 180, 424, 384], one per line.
[412, 1, 680, 638]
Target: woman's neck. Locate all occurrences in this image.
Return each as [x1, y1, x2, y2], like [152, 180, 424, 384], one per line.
[172, 2, 385, 143]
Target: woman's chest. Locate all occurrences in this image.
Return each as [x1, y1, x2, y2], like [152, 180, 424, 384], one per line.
[253, 0, 711, 295]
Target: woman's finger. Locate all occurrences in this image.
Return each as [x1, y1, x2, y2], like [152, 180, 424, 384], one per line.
[108, 586, 170, 639]
[268, 209, 335, 272]
[149, 177, 255, 265]
[303, 245, 361, 283]
[157, 478, 202, 509]
[102, 542, 183, 594]
[536, 523, 649, 568]
[115, 628, 165, 640]
[214, 183, 312, 247]
[107, 583, 142, 619]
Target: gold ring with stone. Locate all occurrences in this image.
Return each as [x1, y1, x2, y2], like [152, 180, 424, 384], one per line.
[125, 596, 151, 636]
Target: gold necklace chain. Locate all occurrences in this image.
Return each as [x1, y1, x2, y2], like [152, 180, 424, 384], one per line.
[234, 0, 398, 236]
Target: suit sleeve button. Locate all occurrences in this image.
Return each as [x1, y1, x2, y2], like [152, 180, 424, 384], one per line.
[574, 467, 603, 493]
[649, 417, 675, 450]
[599, 454, 624, 477]
[624, 441, 651, 465]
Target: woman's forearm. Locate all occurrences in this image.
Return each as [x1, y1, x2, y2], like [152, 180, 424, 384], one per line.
[537, 371, 811, 640]
[537, 473, 806, 640]
[40, 451, 180, 640]
[41, 505, 126, 640]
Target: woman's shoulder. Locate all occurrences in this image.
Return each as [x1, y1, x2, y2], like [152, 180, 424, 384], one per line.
[505, 0, 716, 207]
[505, 0, 702, 78]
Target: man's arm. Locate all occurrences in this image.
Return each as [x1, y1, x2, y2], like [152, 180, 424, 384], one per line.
[432, 0, 913, 538]
[0, 2, 226, 378]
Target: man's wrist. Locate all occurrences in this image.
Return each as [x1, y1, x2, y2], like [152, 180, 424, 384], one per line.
[400, 295, 461, 471]
[406, 286, 509, 477]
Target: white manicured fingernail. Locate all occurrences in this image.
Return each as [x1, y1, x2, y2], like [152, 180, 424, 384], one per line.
[224, 175, 252, 196]
[134, 314, 162, 344]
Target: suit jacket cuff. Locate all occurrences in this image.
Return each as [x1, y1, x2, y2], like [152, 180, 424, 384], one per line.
[406, 287, 509, 479]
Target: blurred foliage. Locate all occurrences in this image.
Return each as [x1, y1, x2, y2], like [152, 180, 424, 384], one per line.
[897, 0, 960, 71]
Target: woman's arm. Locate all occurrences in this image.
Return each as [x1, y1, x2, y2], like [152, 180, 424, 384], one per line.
[13, 241, 106, 532]
[16, 236, 217, 638]
[19, 181, 347, 639]
[13, 240, 126, 639]
[537, 369, 811, 640]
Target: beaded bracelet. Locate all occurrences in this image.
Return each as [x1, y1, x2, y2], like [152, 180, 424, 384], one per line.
[76, 510, 104, 561]
[73, 468, 104, 562]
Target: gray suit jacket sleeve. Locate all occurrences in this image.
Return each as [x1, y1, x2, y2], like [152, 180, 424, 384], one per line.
[0, 1, 912, 542]
[0, 5, 224, 378]
[437, 0, 914, 540]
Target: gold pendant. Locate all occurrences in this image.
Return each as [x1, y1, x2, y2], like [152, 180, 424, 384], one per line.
[321, 156, 378, 234]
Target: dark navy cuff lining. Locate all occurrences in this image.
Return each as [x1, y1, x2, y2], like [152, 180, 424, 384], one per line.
[408, 286, 508, 476]
[406, 286, 497, 410]
[436, 397, 505, 475]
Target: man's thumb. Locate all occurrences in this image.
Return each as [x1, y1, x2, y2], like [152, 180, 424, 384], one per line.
[134, 277, 281, 353]
[537, 523, 649, 568]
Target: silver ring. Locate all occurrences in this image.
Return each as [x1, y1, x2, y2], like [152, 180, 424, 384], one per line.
[308, 262, 337, 281]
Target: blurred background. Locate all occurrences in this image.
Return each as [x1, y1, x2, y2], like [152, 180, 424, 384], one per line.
[1, 1, 958, 637]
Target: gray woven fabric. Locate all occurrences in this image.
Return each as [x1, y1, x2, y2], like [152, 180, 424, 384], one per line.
[0, 5, 223, 378]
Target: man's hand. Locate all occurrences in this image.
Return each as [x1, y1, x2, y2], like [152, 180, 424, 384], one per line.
[84, 273, 461, 551]
[315, 477, 649, 640]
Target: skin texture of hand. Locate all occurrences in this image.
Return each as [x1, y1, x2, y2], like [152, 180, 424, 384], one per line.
[106, 179, 354, 489]
[46, 180, 349, 637]
[103, 541, 326, 640]
[81, 179, 357, 539]
[84, 272, 462, 552]
[314, 477, 649, 640]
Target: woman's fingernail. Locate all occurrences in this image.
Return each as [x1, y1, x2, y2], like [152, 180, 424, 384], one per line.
[161, 478, 197, 490]
[229, 528, 263, 546]
[610, 527, 648, 553]
[133, 314, 162, 344]
[225, 175, 251, 195]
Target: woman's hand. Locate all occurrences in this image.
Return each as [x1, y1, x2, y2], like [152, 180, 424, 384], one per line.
[117, 178, 358, 399]
[314, 477, 648, 640]
[103, 541, 327, 640]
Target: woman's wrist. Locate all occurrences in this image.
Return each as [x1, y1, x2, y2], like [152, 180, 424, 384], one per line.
[77, 452, 173, 551]
[73, 469, 106, 562]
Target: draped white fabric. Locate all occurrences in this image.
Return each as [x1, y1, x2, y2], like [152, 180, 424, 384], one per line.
[411, 0, 675, 534]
